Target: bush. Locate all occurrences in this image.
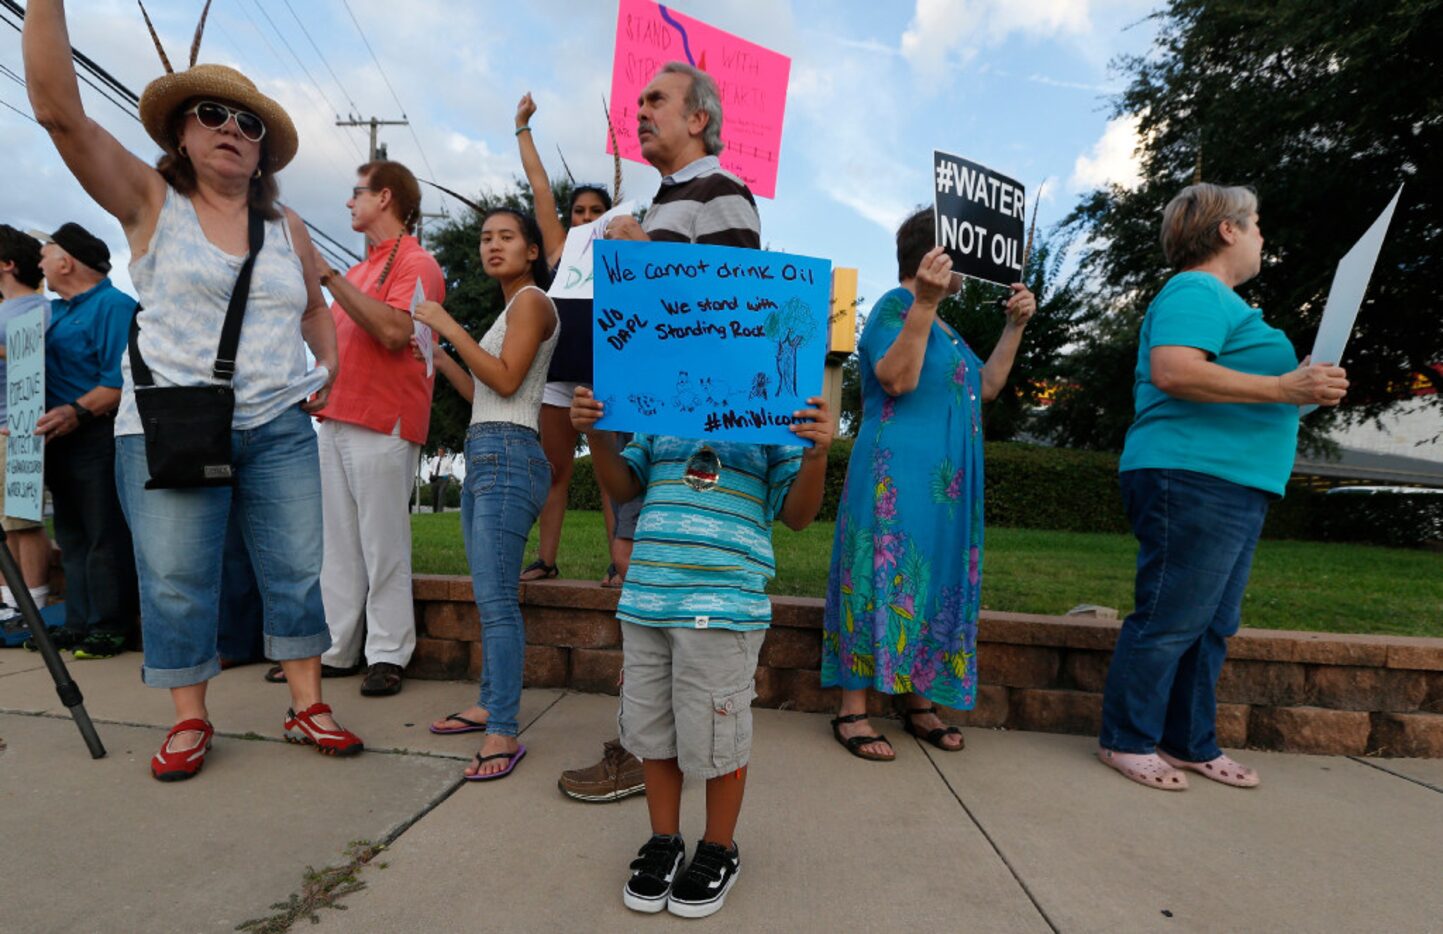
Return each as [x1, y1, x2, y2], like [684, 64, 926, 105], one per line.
[414, 480, 462, 510]
[560, 440, 1443, 548]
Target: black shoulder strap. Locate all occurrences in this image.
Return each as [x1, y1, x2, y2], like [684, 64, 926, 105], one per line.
[212, 209, 266, 381]
[127, 209, 265, 388]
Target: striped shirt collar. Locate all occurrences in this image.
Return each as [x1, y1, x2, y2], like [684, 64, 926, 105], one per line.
[660, 154, 721, 187]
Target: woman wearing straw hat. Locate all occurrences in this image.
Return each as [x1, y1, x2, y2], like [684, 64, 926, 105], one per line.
[24, 0, 363, 781]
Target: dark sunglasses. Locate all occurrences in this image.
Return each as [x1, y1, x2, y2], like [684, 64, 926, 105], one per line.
[186, 101, 266, 143]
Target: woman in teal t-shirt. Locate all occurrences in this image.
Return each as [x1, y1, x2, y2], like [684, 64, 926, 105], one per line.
[1097, 183, 1349, 792]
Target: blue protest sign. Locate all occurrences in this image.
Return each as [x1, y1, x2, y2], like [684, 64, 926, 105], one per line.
[5, 307, 46, 522]
[593, 240, 831, 444]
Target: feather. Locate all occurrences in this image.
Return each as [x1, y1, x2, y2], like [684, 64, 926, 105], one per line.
[1023, 178, 1044, 274]
[137, 1, 173, 75]
[419, 179, 484, 216]
[189, 0, 213, 68]
[603, 96, 622, 201]
[554, 145, 577, 186]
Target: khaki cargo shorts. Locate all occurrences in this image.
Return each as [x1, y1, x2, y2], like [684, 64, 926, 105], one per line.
[618, 621, 765, 779]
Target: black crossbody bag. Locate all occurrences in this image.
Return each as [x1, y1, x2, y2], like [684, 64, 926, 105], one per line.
[127, 209, 263, 490]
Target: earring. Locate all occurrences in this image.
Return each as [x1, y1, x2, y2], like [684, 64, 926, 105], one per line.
[178, 144, 188, 157]
[253, 168, 262, 179]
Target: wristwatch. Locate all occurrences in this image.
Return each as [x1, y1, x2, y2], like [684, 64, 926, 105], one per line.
[69, 400, 95, 424]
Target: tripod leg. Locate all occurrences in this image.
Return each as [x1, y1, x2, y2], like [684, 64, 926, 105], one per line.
[0, 528, 106, 759]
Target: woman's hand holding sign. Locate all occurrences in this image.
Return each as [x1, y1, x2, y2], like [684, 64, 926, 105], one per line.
[1280, 356, 1349, 407]
[1001, 283, 1037, 329]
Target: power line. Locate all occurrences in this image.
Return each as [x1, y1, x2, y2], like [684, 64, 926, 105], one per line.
[250, 0, 342, 117]
[232, 0, 364, 161]
[337, 0, 443, 209]
[0, 92, 37, 124]
[0, 8, 361, 264]
[278, 0, 360, 116]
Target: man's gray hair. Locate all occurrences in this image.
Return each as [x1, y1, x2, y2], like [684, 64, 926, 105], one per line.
[659, 61, 723, 156]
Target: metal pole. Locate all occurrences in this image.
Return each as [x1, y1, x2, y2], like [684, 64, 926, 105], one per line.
[0, 528, 105, 758]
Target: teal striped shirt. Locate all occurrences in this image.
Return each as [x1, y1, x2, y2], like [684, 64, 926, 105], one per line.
[618, 435, 802, 630]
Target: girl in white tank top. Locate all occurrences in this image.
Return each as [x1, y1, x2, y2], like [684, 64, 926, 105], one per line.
[411, 209, 557, 781]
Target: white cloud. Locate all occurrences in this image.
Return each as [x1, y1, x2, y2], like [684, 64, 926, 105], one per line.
[900, 0, 1095, 78]
[1069, 115, 1142, 192]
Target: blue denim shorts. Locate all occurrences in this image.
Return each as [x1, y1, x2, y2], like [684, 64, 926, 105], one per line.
[116, 406, 331, 687]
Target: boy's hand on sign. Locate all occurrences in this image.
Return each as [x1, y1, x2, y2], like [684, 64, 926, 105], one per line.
[790, 396, 834, 456]
[604, 216, 648, 241]
[1002, 284, 1037, 328]
[570, 385, 605, 432]
[915, 247, 953, 306]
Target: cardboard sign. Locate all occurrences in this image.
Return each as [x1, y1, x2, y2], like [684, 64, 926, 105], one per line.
[547, 201, 638, 300]
[1303, 184, 1404, 415]
[410, 279, 433, 377]
[5, 307, 46, 522]
[607, 0, 790, 199]
[592, 240, 830, 444]
[933, 150, 1026, 287]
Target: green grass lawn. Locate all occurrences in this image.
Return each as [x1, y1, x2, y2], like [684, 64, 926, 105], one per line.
[412, 510, 1443, 638]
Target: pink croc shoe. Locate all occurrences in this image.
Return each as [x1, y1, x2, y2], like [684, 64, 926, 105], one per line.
[284, 702, 364, 757]
[1097, 748, 1189, 791]
[1158, 751, 1260, 788]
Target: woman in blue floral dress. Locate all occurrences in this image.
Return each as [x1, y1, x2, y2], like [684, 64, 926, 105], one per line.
[823, 209, 1034, 760]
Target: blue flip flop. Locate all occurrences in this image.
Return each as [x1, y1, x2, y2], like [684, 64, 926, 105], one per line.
[430, 713, 487, 735]
[464, 744, 526, 781]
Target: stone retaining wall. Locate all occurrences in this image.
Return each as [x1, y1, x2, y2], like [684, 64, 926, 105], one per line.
[409, 576, 1443, 758]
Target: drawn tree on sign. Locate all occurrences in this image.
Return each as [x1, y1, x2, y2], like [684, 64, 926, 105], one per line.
[762, 297, 818, 397]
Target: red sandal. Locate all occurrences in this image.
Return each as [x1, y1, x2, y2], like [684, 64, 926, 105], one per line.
[284, 702, 364, 756]
[151, 718, 214, 782]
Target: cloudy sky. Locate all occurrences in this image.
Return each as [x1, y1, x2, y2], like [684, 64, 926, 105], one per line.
[1, 0, 1157, 303]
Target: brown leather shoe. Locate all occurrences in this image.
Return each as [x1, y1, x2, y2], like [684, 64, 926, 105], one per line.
[360, 662, 404, 697]
[558, 738, 645, 802]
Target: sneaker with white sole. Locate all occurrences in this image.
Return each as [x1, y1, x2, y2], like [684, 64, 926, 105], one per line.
[666, 839, 740, 919]
[622, 833, 686, 914]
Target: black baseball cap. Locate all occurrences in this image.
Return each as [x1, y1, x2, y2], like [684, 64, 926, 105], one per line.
[28, 222, 111, 275]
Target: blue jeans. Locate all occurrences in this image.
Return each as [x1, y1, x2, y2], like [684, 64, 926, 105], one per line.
[460, 423, 549, 737]
[1099, 469, 1270, 761]
[115, 406, 331, 688]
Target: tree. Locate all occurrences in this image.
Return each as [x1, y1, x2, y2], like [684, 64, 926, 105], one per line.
[1048, 0, 1443, 451]
[762, 296, 819, 397]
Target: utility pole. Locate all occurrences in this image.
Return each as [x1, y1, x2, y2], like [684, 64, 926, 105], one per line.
[336, 115, 408, 163]
[336, 115, 409, 254]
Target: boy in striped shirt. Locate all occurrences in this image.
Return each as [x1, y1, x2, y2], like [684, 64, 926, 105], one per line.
[570, 388, 832, 918]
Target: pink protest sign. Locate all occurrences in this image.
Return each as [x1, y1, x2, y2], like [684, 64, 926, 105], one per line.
[607, 0, 790, 199]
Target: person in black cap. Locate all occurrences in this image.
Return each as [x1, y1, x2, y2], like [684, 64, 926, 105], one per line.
[32, 221, 139, 659]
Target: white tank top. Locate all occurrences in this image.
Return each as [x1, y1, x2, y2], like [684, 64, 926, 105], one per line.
[118, 187, 312, 435]
[469, 284, 559, 432]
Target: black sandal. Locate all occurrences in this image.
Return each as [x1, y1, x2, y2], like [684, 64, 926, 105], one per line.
[520, 559, 559, 581]
[830, 712, 895, 761]
[896, 703, 965, 751]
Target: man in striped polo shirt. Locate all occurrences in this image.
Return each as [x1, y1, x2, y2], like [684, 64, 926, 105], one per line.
[560, 62, 833, 919]
[557, 61, 764, 810]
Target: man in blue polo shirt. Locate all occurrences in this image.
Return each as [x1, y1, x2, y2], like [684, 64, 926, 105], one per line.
[32, 223, 138, 659]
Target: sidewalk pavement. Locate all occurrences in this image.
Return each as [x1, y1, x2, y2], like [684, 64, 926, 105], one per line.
[2, 652, 1441, 933]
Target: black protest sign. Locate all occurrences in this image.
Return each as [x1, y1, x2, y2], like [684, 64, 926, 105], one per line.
[932, 150, 1025, 287]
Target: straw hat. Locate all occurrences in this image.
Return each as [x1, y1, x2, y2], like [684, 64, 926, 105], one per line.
[135, 1, 298, 173]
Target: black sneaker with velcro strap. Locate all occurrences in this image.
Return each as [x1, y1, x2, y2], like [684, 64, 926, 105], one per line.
[667, 839, 741, 918]
[622, 833, 686, 913]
